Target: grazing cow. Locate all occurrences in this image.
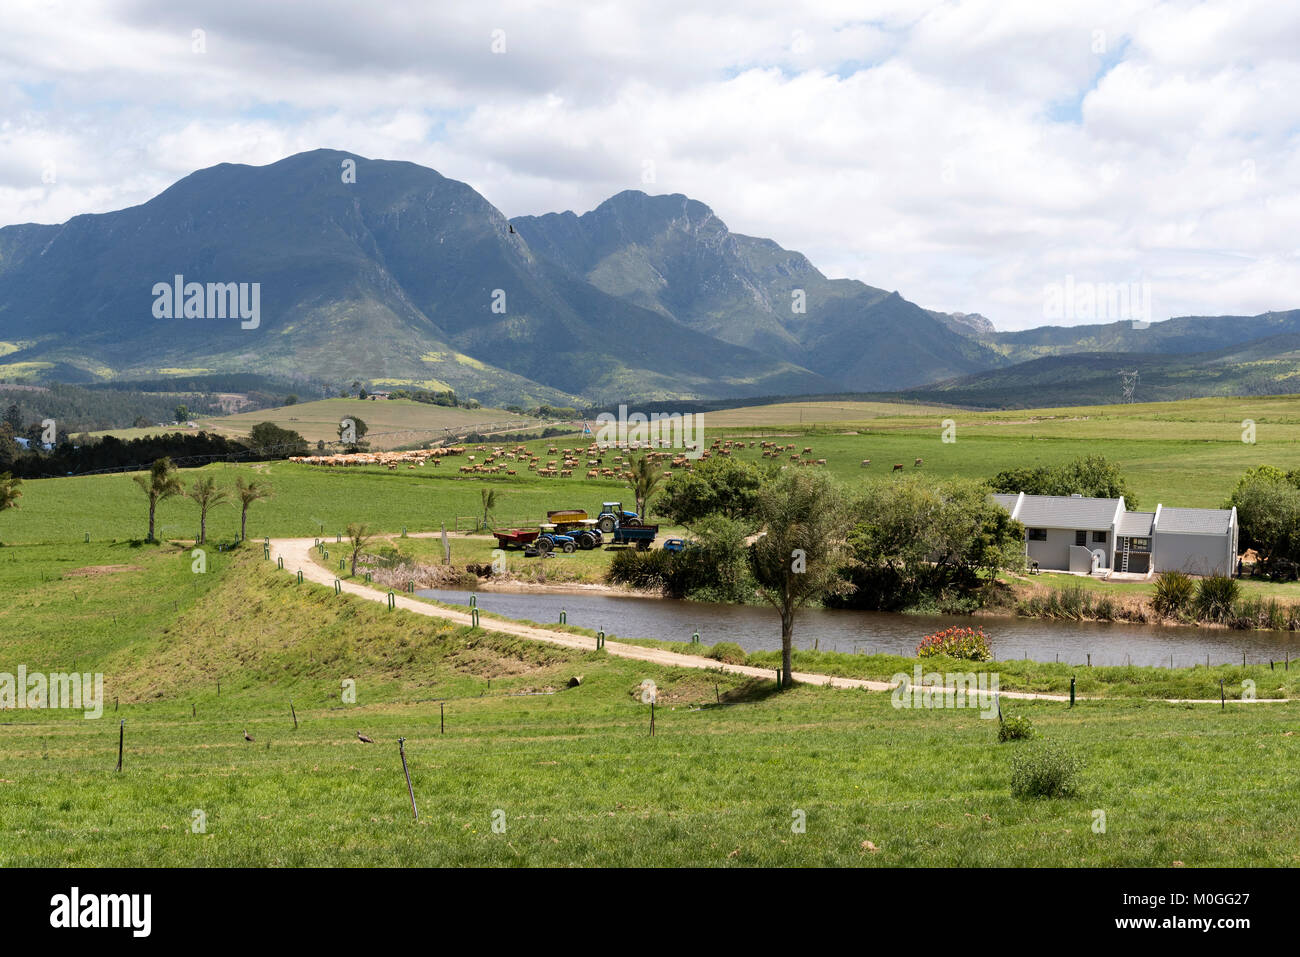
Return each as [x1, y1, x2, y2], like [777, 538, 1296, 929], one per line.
[892, 463, 904, 472]
[914, 458, 923, 467]
[803, 447, 813, 454]
[586, 469, 599, 478]
[506, 470, 517, 476]
[860, 459, 871, 468]
[816, 459, 827, 466]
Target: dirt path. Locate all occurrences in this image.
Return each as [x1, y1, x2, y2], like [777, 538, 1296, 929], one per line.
[268, 538, 1289, 705]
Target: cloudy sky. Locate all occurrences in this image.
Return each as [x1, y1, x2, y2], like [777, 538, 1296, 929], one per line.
[2, 0, 1297, 330]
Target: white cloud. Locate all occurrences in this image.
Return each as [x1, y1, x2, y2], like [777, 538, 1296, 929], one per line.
[0, 0, 1297, 329]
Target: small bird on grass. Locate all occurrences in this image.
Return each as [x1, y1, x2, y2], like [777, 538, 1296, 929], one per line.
[242, 729, 254, 742]
[356, 731, 375, 744]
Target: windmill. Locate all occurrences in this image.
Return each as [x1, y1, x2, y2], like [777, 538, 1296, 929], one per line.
[1119, 370, 1139, 403]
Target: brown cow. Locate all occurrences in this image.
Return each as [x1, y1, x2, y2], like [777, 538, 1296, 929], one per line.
[914, 458, 923, 467]
[892, 463, 904, 472]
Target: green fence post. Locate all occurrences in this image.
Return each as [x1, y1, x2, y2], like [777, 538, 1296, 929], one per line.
[560, 609, 567, 624]
[469, 594, 477, 608]
[471, 608, 480, 628]
[84, 532, 89, 543]
[263, 544, 270, 560]
[277, 556, 284, 570]
[1069, 676, 1076, 708]
[407, 580, 414, 593]
[334, 580, 341, 595]
[339, 558, 345, 571]
[387, 592, 395, 610]
[296, 570, 303, 584]
[597, 630, 605, 650]
[692, 631, 700, 644]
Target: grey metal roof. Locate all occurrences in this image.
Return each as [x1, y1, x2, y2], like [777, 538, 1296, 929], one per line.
[991, 493, 1020, 512]
[1117, 511, 1155, 536]
[1157, 507, 1234, 535]
[1009, 494, 1123, 529]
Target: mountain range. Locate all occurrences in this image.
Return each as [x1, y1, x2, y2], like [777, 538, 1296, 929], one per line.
[0, 148, 1296, 407]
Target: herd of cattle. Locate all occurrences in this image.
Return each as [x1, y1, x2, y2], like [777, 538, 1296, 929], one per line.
[288, 437, 927, 477]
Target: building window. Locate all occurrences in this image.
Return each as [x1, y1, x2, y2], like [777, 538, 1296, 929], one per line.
[1092, 531, 1108, 544]
[1075, 530, 1087, 546]
[1129, 537, 1151, 551]
[1028, 528, 1047, 541]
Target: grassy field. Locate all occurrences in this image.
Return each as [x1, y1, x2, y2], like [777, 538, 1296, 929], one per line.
[91, 397, 540, 451]
[4, 543, 1299, 867]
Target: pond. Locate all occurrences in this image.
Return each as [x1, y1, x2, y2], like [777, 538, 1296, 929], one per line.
[416, 587, 1300, 668]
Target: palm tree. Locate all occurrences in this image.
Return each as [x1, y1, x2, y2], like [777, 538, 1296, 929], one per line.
[0, 472, 21, 513]
[628, 456, 664, 522]
[480, 488, 497, 530]
[346, 522, 375, 577]
[187, 476, 230, 545]
[234, 476, 273, 542]
[133, 458, 184, 542]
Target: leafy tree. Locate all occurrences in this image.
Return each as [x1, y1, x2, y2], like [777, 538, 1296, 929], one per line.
[234, 476, 273, 541]
[0, 472, 22, 513]
[1225, 467, 1300, 571]
[748, 469, 852, 688]
[628, 456, 665, 521]
[657, 456, 765, 528]
[480, 488, 497, 529]
[186, 476, 230, 545]
[843, 476, 1023, 610]
[132, 457, 184, 542]
[0, 424, 18, 470]
[337, 415, 369, 449]
[174, 404, 191, 424]
[246, 422, 308, 458]
[990, 454, 1137, 508]
[346, 522, 376, 576]
[3, 404, 20, 433]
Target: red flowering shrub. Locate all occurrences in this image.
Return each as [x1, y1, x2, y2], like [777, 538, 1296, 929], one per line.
[916, 625, 992, 661]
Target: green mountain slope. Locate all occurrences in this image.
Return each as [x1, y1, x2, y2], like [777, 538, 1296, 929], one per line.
[0, 151, 833, 404]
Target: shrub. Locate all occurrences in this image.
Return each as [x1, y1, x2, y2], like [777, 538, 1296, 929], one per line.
[1151, 570, 1194, 617]
[1092, 595, 1116, 620]
[916, 626, 992, 662]
[1010, 744, 1084, 799]
[706, 641, 747, 665]
[997, 713, 1036, 743]
[1194, 575, 1240, 623]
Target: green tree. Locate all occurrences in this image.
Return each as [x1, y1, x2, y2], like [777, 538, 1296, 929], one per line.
[174, 404, 191, 424]
[480, 488, 497, 529]
[1226, 467, 1300, 570]
[346, 522, 376, 576]
[657, 455, 765, 528]
[234, 476, 273, 541]
[748, 469, 852, 688]
[990, 454, 1137, 508]
[246, 422, 308, 458]
[132, 457, 184, 542]
[337, 415, 369, 449]
[187, 476, 230, 545]
[3, 404, 20, 433]
[0, 472, 22, 513]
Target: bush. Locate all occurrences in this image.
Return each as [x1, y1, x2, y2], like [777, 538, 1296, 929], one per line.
[998, 713, 1037, 743]
[1195, 574, 1240, 622]
[916, 626, 992, 662]
[706, 641, 747, 665]
[1151, 570, 1194, 617]
[1010, 744, 1084, 799]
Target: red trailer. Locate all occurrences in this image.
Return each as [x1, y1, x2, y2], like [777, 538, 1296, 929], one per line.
[493, 528, 540, 550]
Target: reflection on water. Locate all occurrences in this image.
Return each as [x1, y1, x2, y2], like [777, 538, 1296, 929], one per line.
[417, 587, 1300, 668]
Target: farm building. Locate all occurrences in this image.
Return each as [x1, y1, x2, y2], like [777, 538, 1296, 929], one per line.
[991, 492, 1238, 578]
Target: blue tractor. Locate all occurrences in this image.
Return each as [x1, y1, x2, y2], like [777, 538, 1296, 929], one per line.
[596, 502, 642, 533]
[534, 524, 579, 554]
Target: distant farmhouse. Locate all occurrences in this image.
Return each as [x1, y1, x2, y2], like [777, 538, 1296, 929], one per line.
[992, 493, 1238, 578]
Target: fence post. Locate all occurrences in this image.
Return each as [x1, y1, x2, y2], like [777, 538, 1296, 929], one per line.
[471, 608, 480, 628]
[277, 557, 284, 570]
[1069, 676, 1076, 708]
[469, 594, 477, 608]
[387, 592, 396, 610]
[334, 579, 341, 595]
[559, 609, 567, 624]
[296, 570, 303, 584]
